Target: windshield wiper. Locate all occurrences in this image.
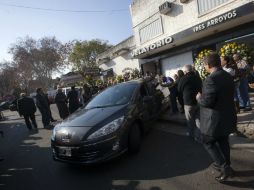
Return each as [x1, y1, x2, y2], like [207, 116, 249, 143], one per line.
[87, 104, 126, 109]
[87, 105, 111, 109]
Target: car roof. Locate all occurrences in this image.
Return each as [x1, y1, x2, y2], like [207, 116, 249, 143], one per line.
[116, 78, 155, 86]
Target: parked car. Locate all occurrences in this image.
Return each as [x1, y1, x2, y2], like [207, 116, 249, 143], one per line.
[0, 101, 10, 111]
[51, 79, 164, 165]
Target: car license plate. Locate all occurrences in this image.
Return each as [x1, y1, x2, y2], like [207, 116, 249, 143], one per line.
[58, 147, 72, 157]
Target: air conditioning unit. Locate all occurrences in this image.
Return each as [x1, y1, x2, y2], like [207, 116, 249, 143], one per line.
[180, 0, 188, 3]
[159, 1, 172, 15]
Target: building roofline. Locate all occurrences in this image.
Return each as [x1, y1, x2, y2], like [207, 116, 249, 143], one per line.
[97, 36, 135, 61]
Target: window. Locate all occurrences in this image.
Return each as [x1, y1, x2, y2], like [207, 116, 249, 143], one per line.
[86, 83, 137, 108]
[139, 18, 163, 44]
[198, 0, 230, 15]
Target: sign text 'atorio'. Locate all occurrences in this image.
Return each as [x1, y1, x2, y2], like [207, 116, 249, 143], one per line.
[132, 36, 173, 57]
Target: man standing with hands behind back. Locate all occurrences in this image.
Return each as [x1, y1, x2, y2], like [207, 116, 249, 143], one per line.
[196, 52, 236, 183]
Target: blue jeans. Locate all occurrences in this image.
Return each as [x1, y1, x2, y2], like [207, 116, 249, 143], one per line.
[237, 77, 251, 108]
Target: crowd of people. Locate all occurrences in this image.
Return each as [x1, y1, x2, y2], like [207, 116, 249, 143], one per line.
[2, 51, 254, 182]
[157, 52, 253, 182]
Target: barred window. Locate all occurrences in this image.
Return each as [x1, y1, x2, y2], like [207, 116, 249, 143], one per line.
[198, 0, 230, 15]
[139, 18, 163, 44]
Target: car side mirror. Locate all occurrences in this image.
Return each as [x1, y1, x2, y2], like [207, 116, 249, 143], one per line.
[143, 96, 153, 103]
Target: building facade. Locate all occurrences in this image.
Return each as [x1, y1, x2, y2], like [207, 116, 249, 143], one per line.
[97, 0, 254, 78]
[97, 36, 139, 76]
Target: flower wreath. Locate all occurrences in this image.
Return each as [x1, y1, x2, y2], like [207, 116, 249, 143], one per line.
[194, 49, 212, 80]
[219, 42, 249, 59]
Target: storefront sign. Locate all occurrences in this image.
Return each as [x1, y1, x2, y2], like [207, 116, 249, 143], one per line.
[193, 10, 237, 32]
[132, 36, 173, 57]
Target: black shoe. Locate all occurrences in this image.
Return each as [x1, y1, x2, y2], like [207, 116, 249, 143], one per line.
[215, 166, 234, 183]
[215, 173, 229, 183]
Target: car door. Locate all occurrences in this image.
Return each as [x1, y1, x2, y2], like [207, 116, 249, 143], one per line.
[138, 83, 154, 125]
[145, 81, 162, 117]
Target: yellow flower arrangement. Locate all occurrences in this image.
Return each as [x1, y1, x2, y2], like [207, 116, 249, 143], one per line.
[219, 42, 249, 59]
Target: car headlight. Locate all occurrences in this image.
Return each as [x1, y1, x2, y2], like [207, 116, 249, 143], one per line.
[51, 125, 60, 141]
[87, 116, 124, 140]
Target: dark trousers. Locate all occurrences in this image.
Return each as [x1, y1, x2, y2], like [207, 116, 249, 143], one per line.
[203, 135, 230, 167]
[170, 93, 178, 113]
[24, 114, 37, 130]
[39, 108, 51, 127]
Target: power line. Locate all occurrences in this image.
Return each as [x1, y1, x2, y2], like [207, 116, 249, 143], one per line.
[0, 2, 128, 13]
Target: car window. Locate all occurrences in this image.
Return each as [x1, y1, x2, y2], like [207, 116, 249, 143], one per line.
[86, 83, 138, 109]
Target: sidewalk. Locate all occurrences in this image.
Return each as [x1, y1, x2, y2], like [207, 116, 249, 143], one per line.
[159, 93, 254, 148]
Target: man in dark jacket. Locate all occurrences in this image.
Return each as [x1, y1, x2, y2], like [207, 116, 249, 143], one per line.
[196, 52, 236, 182]
[17, 93, 37, 130]
[178, 64, 202, 140]
[67, 86, 80, 114]
[55, 88, 69, 119]
[35, 88, 51, 128]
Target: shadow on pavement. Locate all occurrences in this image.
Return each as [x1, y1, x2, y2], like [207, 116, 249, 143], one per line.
[223, 179, 254, 189]
[220, 170, 254, 188]
[237, 112, 254, 123]
[0, 122, 253, 190]
[67, 130, 211, 179]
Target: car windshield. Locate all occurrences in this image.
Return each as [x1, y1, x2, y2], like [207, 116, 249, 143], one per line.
[86, 83, 138, 109]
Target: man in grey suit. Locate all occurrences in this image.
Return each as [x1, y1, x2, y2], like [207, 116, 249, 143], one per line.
[196, 52, 237, 182]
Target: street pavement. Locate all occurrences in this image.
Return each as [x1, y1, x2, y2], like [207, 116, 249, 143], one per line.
[0, 105, 253, 190]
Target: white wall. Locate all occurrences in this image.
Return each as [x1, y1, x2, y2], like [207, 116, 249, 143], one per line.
[161, 51, 193, 78]
[99, 53, 140, 75]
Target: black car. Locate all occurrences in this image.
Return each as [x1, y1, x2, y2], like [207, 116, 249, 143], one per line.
[51, 79, 164, 164]
[0, 101, 10, 111]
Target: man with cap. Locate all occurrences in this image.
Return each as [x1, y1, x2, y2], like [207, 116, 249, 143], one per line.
[17, 93, 38, 130]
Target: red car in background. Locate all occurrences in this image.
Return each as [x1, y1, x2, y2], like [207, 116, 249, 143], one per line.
[47, 90, 57, 104]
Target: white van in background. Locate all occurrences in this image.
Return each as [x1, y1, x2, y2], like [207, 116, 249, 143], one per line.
[62, 86, 82, 96]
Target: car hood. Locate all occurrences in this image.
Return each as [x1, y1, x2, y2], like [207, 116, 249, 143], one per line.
[54, 104, 128, 145]
[61, 104, 127, 127]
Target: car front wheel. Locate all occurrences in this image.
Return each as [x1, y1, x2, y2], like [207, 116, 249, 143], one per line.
[128, 123, 141, 154]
